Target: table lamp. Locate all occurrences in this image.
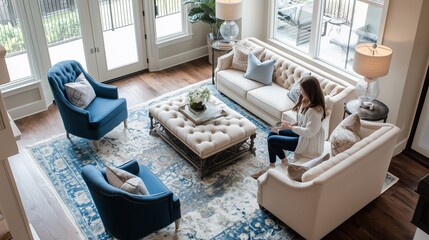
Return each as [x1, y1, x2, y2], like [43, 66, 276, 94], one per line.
[353, 43, 392, 110]
[215, 0, 242, 42]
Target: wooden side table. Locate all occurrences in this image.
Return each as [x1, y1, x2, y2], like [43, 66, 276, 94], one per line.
[211, 40, 234, 84]
[343, 99, 389, 123]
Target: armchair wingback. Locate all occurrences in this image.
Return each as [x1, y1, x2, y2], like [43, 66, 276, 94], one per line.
[48, 60, 127, 140]
[81, 160, 181, 240]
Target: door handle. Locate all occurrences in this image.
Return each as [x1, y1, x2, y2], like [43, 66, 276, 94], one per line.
[90, 48, 94, 54]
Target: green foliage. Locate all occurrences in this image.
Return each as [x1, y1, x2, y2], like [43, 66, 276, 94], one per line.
[0, 11, 81, 55]
[0, 23, 25, 54]
[44, 13, 81, 44]
[183, 0, 223, 39]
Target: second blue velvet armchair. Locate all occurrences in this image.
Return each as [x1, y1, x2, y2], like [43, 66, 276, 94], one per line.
[81, 160, 182, 239]
[48, 60, 128, 140]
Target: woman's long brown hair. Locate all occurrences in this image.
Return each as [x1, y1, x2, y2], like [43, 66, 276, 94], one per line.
[292, 76, 326, 120]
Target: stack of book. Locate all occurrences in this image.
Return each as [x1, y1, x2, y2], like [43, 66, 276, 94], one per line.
[179, 101, 226, 125]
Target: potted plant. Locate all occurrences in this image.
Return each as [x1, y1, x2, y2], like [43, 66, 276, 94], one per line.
[187, 87, 211, 113]
[183, 0, 223, 63]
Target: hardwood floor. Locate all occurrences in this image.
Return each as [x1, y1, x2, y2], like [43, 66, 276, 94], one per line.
[7, 56, 427, 239]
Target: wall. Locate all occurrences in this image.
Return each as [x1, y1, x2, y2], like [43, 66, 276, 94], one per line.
[241, 0, 267, 40]
[379, 0, 429, 153]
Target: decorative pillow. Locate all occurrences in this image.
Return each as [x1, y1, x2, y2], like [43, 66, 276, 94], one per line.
[106, 166, 149, 195]
[287, 73, 311, 103]
[288, 153, 330, 181]
[65, 73, 96, 109]
[243, 53, 275, 85]
[329, 113, 361, 156]
[231, 40, 265, 71]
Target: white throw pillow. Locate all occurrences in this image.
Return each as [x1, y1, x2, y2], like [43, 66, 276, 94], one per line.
[65, 73, 96, 109]
[231, 40, 265, 72]
[106, 166, 149, 195]
[329, 113, 361, 156]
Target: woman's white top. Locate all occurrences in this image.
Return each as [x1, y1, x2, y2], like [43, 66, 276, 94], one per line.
[291, 107, 325, 158]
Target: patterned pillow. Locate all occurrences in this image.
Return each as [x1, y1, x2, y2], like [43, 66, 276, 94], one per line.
[106, 166, 149, 195]
[329, 113, 361, 156]
[231, 40, 265, 72]
[287, 153, 330, 181]
[287, 73, 310, 103]
[243, 53, 275, 85]
[65, 73, 96, 109]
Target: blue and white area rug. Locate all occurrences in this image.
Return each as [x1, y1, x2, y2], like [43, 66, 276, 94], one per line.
[28, 80, 398, 240]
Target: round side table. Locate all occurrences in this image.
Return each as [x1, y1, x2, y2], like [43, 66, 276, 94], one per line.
[211, 40, 234, 84]
[343, 99, 389, 122]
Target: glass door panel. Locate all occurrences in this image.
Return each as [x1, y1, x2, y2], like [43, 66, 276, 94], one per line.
[38, 0, 86, 68]
[0, 0, 32, 81]
[98, 0, 138, 71]
[275, 0, 314, 54]
[318, 0, 383, 71]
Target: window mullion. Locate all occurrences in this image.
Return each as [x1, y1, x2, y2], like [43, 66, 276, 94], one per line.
[309, 0, 323, 58]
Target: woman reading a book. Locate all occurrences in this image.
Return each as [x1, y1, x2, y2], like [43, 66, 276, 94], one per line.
[251, 76, 327, 179]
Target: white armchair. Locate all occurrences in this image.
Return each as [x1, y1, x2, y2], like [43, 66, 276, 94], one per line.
[257, 121, 400, 239]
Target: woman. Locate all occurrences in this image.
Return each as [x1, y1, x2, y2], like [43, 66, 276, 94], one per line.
[251, 76, 326, 179]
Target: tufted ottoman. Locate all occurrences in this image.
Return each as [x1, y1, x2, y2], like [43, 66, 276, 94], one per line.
[149, 95, 256, 178]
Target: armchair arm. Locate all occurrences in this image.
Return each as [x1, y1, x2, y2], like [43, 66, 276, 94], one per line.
[83, 72, 119, 99]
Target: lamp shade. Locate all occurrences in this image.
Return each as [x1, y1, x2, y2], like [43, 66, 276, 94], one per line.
[0, 44, 10, 85]
[353, 43, 392, 79]
[216, 0, 242, 20]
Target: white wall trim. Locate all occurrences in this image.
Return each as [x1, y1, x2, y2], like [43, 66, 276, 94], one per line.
[2, 81, 47, 120]
[151, 46, 208, 72]
[7, 100, 46, 120]
[393, 138, 407, 156]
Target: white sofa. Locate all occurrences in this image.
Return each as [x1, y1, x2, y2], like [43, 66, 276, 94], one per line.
[215, 37, 355, 138]
[257, 121, 401, 239]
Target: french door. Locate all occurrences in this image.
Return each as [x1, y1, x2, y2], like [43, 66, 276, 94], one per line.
[37, 0, 147, 82]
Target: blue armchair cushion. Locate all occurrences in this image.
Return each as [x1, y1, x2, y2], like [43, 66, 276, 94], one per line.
[86, 97, 127, 128]
[65, 73, 96, 109]
[106, 166, 149, 195]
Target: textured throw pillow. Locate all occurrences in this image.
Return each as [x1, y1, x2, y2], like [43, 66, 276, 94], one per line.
[231, 40, 265, 71]
[288, 153, 330, 181]
[243, 53, 275, 85]
[329, 113, 361, 156]
[287, 73, 311, 103]
[65, 73, 96, 109]
[106, 166, 149, 195]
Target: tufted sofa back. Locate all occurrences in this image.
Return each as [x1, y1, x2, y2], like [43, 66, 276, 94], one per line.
[48, 60, 85, 98]
[256, 45, 346, 98]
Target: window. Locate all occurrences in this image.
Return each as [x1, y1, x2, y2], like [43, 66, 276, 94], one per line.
[272, 0, 387, 74]
[154, 0, 191, 45]
[0, 0, 33, 82]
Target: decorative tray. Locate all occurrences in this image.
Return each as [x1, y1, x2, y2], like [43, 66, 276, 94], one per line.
[178, 102, 227, 125]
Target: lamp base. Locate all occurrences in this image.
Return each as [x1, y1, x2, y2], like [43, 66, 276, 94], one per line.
[219, 20, 239, 42]
[355, 78, 379, 110]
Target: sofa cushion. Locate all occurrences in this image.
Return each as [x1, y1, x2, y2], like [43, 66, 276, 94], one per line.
[217, 69, 265, 99]
[286, 73, 311, 103]
[231, 40, 265, 71]
[106, 166, 149, 195]
[65, 73, 96, 109]
[244, 53, 275, 85]
[247, 84, 295, 119]
[288, 153, 330, 181]
[330, 113, 361, 156]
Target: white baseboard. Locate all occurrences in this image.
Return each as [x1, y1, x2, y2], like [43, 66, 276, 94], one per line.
[8, 100, 47, 120]
[151, 46, 208, 71]
[393, 138, 407, 156]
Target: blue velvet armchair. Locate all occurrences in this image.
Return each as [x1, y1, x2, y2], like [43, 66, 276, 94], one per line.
[81, 160, 181, 239]
[48, 60, 128, 140]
